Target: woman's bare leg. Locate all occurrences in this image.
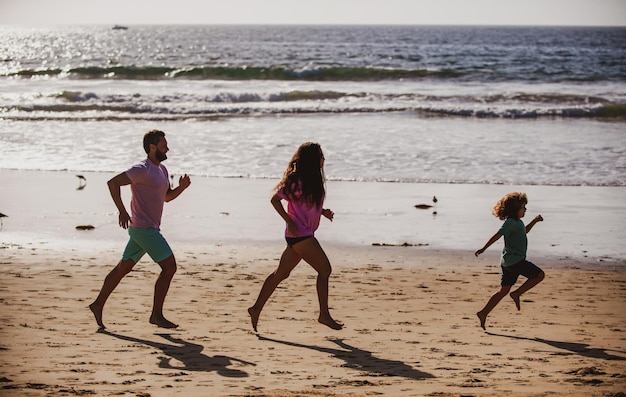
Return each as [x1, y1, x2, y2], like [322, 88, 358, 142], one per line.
[248, 247, 301, 332]
[292, 238, 343, 330]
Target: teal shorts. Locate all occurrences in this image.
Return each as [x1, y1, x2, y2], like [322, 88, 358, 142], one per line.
[122, 227, 173, 263]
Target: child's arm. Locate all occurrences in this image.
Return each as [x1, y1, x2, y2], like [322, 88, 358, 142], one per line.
[322, 208, 334, 221]
[525, 214, 544, 233]
[475, 232, 503, 256]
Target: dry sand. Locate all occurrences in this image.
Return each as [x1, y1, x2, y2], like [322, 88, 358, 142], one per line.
[1, 240, 625, 397]
[1, 169, 625, 395]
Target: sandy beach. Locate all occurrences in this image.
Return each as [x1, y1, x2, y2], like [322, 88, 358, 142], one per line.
[2, 21, 626, 396]
[1, 241, 625, 396]
[1, 170, 626, 396]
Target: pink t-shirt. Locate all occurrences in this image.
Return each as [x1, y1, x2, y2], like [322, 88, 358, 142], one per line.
[125, 159, 170, 230]
[277, 180, 324, 238]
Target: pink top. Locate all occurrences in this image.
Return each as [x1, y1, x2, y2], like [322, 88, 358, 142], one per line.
[125, 159, 170, 230]
[277, 180, 324, 238]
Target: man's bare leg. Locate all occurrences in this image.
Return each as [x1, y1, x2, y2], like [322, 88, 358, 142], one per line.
[318, 314, 343, 330]
[247, 307, 260, 332]
[89, 303, 105, 329]
[150, 255, 178, 328]
[149, 315, 178, 329]
[89, 259, 135, 329]
[476, 311, 487, 330]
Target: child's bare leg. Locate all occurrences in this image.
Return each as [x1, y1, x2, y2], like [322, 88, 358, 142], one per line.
[510, 271, 545, 311]
[248, 247, 301, 332]
[477, 285, 511, 330]
[509, 292, 521, 311]
[293, 238, 343, 330]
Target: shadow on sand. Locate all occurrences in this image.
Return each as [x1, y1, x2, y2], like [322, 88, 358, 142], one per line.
[100, 329, 255, 377]
[257, 335, 434, 380]
[486, 331, 626, 361]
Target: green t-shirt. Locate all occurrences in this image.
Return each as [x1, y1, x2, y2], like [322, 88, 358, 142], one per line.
[499, 217, 527, 267]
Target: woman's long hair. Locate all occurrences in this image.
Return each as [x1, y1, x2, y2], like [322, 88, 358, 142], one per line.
[275, 142, 325, 208]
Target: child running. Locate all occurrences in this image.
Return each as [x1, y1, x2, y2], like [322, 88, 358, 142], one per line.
[474, 191, 545, 330]
[248, 142, 343, 332]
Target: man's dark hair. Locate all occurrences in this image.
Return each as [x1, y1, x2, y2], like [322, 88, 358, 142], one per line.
[143, 130, 165, 154]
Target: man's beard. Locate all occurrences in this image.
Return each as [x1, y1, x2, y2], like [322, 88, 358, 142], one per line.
[156, 150, 167, 162]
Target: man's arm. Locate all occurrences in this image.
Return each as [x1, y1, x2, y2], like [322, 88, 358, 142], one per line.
[165, 174, 191, 202]
[108, 172, 132, 229]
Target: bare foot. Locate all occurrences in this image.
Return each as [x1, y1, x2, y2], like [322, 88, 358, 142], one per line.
[149, 314, 178, 329]
[89, 303, 105, 329]
[477, 311, 487, 330]
[319, 315, 343, 330]
[510, 292, 521, 311]
[248, 307, 260, 332]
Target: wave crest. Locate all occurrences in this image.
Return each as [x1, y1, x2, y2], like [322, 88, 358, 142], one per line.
[6, 66, 460, 81]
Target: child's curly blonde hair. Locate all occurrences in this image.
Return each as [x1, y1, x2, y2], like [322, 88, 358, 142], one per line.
[493, 192, 528, 220]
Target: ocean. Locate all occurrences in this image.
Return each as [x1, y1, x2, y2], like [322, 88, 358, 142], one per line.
[1, 24, 625, 186]
[1, 25, 625, 262]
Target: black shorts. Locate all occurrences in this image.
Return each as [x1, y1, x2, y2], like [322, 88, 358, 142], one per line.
[285, 235, 313, 248]
[501, 260, 543, 286]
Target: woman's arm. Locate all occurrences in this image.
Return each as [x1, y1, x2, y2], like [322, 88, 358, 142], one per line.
[271, 193, 297, 235]
[322, 208, 334, 221]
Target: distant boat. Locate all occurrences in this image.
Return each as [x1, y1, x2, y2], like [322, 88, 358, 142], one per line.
[112, 25, 128, 30]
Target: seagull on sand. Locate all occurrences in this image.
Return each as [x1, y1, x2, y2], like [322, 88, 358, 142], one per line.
[76, 175, 87, 190]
